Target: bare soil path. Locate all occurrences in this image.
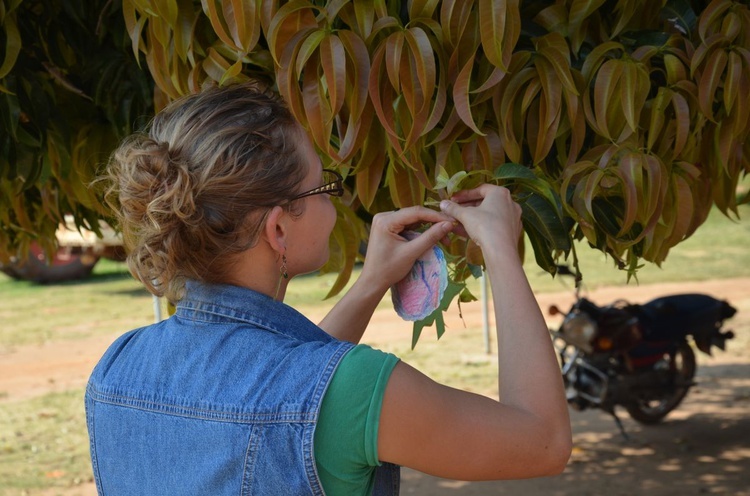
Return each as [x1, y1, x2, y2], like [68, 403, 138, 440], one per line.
[3, 278, 749, 496]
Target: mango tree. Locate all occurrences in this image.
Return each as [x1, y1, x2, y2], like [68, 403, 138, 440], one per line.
[0, 0, 153, 266]
[2, 0, 749, 340]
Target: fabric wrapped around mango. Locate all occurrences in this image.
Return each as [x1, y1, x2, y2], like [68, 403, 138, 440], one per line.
[391, 230, 449, 321]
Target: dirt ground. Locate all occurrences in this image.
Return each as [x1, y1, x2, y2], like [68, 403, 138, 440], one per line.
[2, 277, 749, 496]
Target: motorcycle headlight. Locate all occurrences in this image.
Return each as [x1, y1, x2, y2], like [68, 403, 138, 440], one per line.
[560, 311, 597, 353]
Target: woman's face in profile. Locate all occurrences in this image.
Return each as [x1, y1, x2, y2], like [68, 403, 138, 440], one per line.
[286, 127, 338, 277]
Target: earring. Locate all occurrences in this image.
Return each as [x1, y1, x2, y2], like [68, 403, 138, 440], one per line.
[274, 254, 288, 300]
[280, 254, 288, 280]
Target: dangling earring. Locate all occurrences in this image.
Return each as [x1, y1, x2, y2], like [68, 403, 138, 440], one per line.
[274, 254, 288, 300]
[280, 254, 288, 280]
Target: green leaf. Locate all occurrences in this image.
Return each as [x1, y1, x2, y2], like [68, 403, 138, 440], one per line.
[412, 317, 428, 349]
[0, 11, 21, 79]
[493, 162, 537, 181]
[411, 279, 464, 348]
[493, 163, 562, 209]
[434, 165, 450, 189]
[322, 201, 360, 298]
[467, 263, 483, 279]
[591, 196, 631, 239]
[660, 0, 698, 35]
[520, 193, 571, 252]
[0, 89, 20, 140]
[524, 221, 558, 275]
[446, 171, 468, 196]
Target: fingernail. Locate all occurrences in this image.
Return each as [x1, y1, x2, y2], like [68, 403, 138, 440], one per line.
[440, 200, 451, 210]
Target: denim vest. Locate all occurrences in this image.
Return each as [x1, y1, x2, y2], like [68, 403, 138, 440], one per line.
[85, 281, 400, 495]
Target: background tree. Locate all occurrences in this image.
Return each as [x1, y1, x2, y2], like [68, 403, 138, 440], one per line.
[0, 0, 153, 260]
[2, 0, 749, 338]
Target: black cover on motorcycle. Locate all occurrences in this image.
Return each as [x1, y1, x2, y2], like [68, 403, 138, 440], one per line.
[634, 294, 736, 353]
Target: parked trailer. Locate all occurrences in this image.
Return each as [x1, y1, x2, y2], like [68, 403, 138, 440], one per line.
[1, 216, 124, 283]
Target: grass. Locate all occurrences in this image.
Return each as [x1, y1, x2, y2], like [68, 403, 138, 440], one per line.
[0, 204, 748, 494]
[523, 203, 750, 294]
[0, 261, 156, 352]
[0, 390, 91, 495]
[4, 204, 747, 346]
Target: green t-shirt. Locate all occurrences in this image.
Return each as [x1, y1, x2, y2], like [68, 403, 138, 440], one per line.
[314, 344, 400, 495]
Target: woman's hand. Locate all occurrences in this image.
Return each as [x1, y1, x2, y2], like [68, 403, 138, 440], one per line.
[318, 206, 453, 343]
[438, 184, 522, 254]
[358, 206, 454, 295]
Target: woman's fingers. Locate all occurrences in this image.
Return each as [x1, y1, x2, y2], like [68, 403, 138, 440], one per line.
[438, 185, 522, 249]
[449, 183, 495, 203]
[404, 221, 454, 255]
[378, 206, 454, 232]
[373, 207, 455, 258]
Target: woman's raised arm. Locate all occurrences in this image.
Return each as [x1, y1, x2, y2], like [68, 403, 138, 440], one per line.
[377, 185, 572, 479]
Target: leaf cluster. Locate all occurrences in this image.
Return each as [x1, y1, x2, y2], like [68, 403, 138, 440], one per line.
[122, 0, 749, 274]
[3, 0, 749, 343]
[0, 0, 154, 261]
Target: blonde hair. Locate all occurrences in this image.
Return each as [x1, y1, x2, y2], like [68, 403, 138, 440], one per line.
[104, 82, 306, 302]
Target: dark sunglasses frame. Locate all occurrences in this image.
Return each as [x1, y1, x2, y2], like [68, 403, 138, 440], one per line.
[287, 169, 344, 202]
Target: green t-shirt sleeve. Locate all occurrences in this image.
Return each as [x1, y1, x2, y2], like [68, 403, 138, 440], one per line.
[314, 344, 400, 496]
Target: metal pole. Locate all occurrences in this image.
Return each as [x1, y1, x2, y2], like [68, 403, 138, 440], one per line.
[153, 295, 162, 323]
[481, 270, 491, 354]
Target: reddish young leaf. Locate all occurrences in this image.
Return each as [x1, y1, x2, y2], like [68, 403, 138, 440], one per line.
[368, 43, 402, 153]
[278, 27, 316, 126]
[355, 124, 387, 210]
[592, 59, 623, 139]
[697, 47, 728, 121]
[698, 0, 733, 42]
[201, 0, 237, 50]
[387, 160, 425, 208]
[454, 53, 485, 135]
[267, 0, 318, 65]
[319, 34, 346, 117]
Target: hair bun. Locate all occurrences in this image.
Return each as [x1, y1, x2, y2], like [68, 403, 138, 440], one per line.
[141, 138, 200, 225]
[104, 82, 304, 303]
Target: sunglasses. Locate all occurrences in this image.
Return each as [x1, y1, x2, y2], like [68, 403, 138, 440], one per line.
[287, 169, 344, 202]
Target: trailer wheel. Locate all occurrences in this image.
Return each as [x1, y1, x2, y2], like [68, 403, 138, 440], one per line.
[0, 244, 99, 283]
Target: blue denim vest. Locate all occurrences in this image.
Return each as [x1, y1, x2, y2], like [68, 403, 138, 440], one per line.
[85, 281, 400, 495]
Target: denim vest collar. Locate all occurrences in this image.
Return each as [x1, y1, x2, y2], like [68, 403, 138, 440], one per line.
[177, 280, 334, 344]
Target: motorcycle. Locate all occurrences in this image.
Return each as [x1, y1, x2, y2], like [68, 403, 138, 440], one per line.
[548, 268, 737, 437]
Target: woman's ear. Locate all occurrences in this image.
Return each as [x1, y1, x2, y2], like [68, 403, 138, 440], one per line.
[262, 206, 287, 255]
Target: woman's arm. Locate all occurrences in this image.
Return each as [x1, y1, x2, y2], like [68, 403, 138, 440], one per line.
[377, 185, 572, 479]
[318, 207, 454, 343]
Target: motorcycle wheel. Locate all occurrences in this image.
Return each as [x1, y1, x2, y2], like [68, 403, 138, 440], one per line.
[625, 341, 696, 425]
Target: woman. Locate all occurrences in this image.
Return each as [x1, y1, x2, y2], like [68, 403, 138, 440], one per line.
[86, 82, 571, 495]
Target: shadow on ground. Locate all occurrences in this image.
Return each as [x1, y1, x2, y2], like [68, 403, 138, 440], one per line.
[402, 361, 750, 495]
